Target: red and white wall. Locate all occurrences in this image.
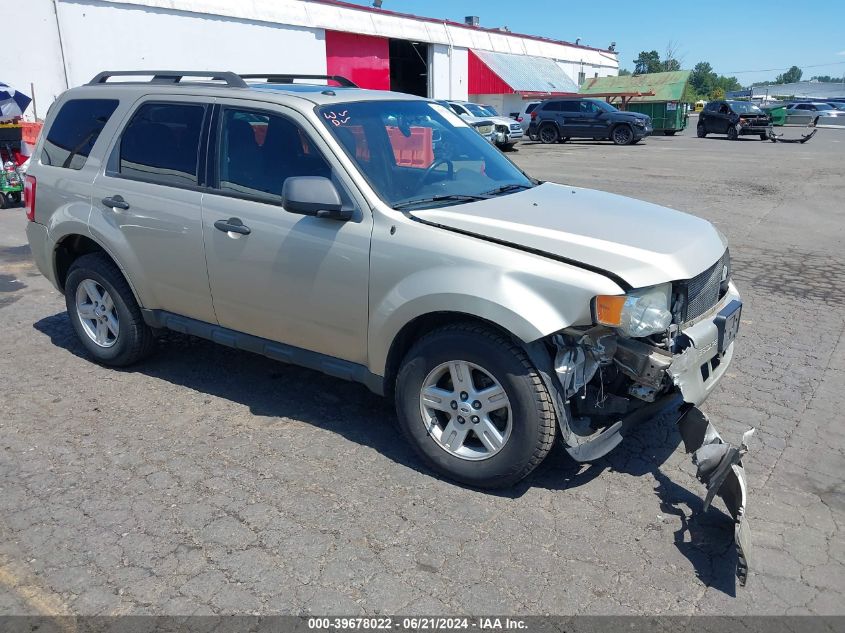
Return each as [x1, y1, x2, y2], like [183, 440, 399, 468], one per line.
[10, 0, 617, 118]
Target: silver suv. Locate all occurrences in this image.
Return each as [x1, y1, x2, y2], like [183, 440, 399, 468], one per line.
[25, 71, 752, 582]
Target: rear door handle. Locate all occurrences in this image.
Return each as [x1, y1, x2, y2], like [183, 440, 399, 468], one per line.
[214, 217, 251, 235]
[102, 195, 130, 210]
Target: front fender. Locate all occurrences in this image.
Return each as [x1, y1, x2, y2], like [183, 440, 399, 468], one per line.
[368, 263, 621, 376]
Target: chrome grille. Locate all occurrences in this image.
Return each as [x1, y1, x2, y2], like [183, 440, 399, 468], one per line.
[677, 250, 730, 323]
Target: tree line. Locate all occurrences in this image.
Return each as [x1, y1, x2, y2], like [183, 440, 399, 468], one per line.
[619, 51, 841, 101]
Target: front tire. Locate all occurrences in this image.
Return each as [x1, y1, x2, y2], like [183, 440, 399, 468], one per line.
[611, 124, 634, 145]
[65, 252, 155, 367]
[395, 324, 556, 489]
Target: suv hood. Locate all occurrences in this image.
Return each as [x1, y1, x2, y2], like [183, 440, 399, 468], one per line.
[410, 182, 727, 289]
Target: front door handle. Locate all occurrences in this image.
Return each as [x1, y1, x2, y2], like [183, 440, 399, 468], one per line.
[214, 217, 251, 235]
[102, 195, 130, 210]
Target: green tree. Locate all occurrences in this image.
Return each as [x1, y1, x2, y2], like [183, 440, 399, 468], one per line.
[618, 68, 632, 76]
[690, 61, 715, 96]
[710, 86, 726, 100]
[776, 65, 803, 84]
[633, 50, 662, 74]
[713, 75, 741, 93]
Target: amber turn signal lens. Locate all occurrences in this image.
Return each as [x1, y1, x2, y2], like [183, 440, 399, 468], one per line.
[594, 295, 627, 326]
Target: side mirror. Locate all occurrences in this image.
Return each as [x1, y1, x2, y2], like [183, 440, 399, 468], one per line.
[282, 176, 351, 221]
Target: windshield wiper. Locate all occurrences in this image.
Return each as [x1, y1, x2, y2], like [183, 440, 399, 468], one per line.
[481, 183, 533, 197]
[392, 194, 488, 210]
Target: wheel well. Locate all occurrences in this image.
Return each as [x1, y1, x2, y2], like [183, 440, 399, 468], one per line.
[54, 234, 108, 291]
[382, 312, 517, 399]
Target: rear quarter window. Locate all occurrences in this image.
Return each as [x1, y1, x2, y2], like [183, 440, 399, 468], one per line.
[525, 103, 539, 114]
[41, 99, 119, 170]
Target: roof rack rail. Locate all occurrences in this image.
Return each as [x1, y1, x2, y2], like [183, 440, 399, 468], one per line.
[240, 74, 358, 88]
[88, 71, 248, 88]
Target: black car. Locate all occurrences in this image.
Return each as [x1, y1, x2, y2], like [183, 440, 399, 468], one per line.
[697, 100, 773, 140]
[527, 98, 652, 146]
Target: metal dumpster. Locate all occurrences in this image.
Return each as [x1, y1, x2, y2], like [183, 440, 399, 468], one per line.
[626, 101, 688, 135]
[762, 105, 787, 126]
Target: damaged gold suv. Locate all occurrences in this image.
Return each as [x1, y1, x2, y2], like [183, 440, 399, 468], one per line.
[25, 71, 752, 584]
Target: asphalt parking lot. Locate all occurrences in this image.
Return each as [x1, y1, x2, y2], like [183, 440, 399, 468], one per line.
[1, 119, 843, 617]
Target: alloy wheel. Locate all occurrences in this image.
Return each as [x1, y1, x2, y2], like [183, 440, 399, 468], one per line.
[613, 126, 633, 145]
[75, 279, 119, 348]
[419, 360, 512, 461]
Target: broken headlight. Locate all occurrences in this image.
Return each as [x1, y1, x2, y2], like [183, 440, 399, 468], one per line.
[593, 283, 672, 338]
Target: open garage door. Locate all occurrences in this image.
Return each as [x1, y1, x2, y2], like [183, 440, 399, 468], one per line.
[389, 39, 429, 97]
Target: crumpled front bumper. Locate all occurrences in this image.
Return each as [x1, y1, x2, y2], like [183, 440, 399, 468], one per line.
[552, 281, 753, 585]
[678, 406, 754, 586]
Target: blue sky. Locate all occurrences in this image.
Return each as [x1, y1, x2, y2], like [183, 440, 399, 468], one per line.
[343, 0, 845, 85]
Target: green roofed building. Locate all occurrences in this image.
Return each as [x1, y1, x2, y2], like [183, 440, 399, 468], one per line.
[580, 70, 692, 135]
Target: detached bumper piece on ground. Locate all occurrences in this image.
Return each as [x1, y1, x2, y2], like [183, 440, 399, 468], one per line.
[678, 406, 754, 586]
[768, 127, 818, 144]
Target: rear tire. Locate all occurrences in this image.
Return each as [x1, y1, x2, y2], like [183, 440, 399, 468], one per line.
[760, 134, 769, 141]
[538, 124, 559, 144]
[395, 323, 556, 489]
[0, 193, 8, 210]
[664, 130, 677, 136]
[65, 252, 155, 367]
[611, 124, 634, 145]
[697, 124, 707, 138]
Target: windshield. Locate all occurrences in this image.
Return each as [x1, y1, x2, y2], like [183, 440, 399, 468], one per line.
[464, 103, 494, 117]
[731, 102, 764, 114]
[318, 100, 533, 210]
[480, 105, 499, 116]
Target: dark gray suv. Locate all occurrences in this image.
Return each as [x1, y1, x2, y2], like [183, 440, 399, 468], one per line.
[527, 98, 652, 145]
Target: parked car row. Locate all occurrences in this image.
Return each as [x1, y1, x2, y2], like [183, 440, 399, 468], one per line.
[441, 100, 523, 151]
[783, 102, 845, 125]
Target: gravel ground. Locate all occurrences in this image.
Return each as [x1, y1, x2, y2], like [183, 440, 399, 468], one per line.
[0, 121, 843, 616]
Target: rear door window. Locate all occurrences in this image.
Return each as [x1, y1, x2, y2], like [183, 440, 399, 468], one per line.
[542, 101, 562, 112]
[118, 102, 206, 187]
[41, 99, 119, 170]
[559, 101, 579, 112]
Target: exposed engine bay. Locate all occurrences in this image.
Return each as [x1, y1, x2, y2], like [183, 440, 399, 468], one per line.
[525, 283, 753, 585]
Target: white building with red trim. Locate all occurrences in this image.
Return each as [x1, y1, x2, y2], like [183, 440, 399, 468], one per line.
[12, 0, 618, 119]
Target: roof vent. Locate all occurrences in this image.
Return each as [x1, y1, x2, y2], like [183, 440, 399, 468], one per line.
[465, 16, 479, 26]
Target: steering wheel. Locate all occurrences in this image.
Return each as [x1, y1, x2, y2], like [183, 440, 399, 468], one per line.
[415, 158, 454, 190]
